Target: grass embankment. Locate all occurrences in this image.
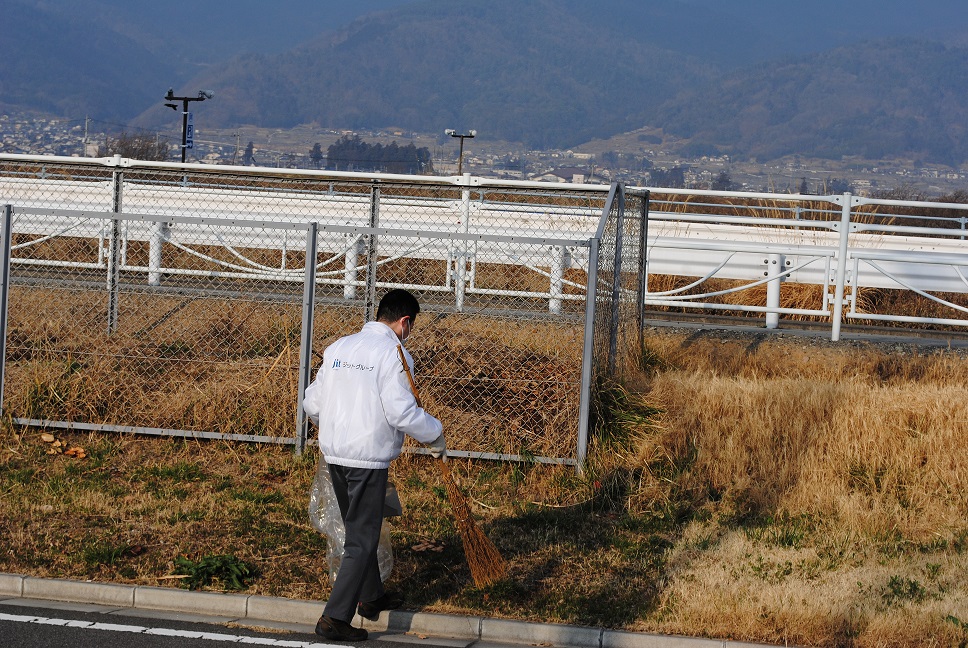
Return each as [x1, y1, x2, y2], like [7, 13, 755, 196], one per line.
[2, 329, 967, 647]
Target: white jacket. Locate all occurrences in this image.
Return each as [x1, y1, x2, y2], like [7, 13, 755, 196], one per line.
[302, 321, 442, 469]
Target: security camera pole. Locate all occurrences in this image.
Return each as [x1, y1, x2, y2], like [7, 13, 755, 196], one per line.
[165, 89, 214, 163]
[444, 129, 476, 175]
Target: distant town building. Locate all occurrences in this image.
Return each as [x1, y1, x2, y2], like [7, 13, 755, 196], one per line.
[532, 167, 607, 184]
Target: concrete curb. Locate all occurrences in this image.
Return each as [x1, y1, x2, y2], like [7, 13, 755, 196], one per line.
[0, 573, 793, 648]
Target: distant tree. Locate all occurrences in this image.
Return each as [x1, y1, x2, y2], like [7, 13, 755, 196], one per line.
[326, 135, 432, 174]
[711, 170, 735, 191]
[97, 131, 170, 161]
[327, 134, 366, 171]
[600, 150, 620, 167]
[822, 177, 854, 194]
[243, 141, 255, 166]
[650, 166, 686, 189]
[798, 177, 810, 194]
[309, 143, 324, 169]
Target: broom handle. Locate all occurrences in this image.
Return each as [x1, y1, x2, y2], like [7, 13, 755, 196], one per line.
[397, 345, 454, 478]
[396, 345, 423, 408]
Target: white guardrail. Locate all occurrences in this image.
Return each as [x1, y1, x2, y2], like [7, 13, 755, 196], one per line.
[1, 154, 967, 341]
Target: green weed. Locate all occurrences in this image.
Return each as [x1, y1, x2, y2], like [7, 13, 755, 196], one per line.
[745, 513, 814, 549]
[230, 487, 284, 506]
[173, 554, 255, 591]
[82, 541, 133, 568]
[882, 575, 927, 606]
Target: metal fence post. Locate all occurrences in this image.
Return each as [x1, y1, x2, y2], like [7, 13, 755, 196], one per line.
[365, 182, 380, 322]
[636, 191, 650, 348]
[295, 222, 319, 456]
[455, 175, 472, 312]
[607, 185, 626, 376]
[106, 169, 123, 334]
[576, 237, 601, 472]
[831, 193, 853, 341]
[0, 205, 13, 417]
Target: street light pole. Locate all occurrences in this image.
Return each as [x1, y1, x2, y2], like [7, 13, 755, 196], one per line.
[165, 89, 214, 163]
[445, 129, 476, 175]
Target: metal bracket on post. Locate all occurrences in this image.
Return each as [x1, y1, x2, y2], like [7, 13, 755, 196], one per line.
[364, 183, 380, 323]
[0, 205, 14, 417]
[106, 170, 123, 334]
[295, 222, 319, 456]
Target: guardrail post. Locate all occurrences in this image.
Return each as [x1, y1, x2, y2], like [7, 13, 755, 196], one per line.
[296, 222, 319, 456]
[106, 170, 123, 334]
[148, 221, 168, 286]
[765, 253, 784, 329]
[343, 233, 362, 300]
[0, 205, 13, 417]
[831, 193, 853, 341]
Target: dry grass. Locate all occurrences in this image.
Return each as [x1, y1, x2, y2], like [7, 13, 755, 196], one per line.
[3, 328, 968, 647]
[618, 330, 968, 646]
[3, 284, 585, 458]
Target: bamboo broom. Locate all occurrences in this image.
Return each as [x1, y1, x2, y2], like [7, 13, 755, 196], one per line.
[396, 344, 507, 587]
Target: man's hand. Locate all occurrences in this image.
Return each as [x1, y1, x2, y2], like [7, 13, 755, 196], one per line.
[428, 434, 447, 461]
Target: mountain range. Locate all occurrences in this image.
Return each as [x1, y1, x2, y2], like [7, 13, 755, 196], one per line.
[3, 0, 968, 165]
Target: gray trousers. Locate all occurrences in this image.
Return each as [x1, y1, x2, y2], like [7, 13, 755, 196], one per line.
[323, 464, 388, 623]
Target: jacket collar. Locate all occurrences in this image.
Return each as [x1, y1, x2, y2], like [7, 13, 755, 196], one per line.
[363, 320, 402, 343]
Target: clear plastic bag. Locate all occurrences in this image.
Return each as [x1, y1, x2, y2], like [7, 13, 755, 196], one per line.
[308, 455, 394, 584]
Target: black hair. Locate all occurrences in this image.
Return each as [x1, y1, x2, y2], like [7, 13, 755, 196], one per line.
[376, 289, 420, 324]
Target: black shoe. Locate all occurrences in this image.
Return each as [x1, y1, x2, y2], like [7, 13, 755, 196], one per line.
[315, 615, 368, 642]
[357, 591, 404, 621]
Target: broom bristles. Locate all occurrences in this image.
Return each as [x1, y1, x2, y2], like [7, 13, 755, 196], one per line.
[396, 344, 507, 587]
[440, 461, 507, 587]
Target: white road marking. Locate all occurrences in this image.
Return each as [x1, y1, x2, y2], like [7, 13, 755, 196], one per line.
[0, 611, 342, 646]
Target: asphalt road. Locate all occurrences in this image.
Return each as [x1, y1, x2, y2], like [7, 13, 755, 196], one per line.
[0, 601, 411, 648]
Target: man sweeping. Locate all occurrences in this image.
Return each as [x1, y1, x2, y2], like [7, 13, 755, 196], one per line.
[303, 289, 446, 642]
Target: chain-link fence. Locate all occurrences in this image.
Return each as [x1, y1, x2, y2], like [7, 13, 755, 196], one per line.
[1, 157, 645, 466]
[577, 185, 649, 452]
